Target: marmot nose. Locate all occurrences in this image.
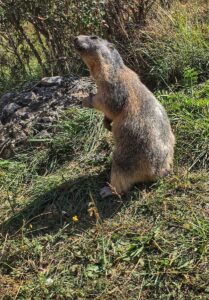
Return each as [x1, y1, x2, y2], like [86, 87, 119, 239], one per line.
[74, 37, 81, 50]
[74, 36, 79, 45]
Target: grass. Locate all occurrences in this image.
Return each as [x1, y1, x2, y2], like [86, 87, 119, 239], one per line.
[158, 75, 209, 170]
[0, 64, 42, 98]
[0, 81, 208, 299]
[122, 1, 209, 88]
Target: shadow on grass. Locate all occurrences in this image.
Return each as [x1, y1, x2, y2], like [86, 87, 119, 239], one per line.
[0, 170, 134, 236]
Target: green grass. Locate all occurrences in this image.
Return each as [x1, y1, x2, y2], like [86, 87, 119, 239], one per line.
[136, 3, 209, 88]
[0, 82, 208, 299]
[158, 78, 209, 170]
[0, 63, 42, 98]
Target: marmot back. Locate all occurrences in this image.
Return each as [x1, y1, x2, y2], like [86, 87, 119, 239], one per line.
[74, 35, 175, 198]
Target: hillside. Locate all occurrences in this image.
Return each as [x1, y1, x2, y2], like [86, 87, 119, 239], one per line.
[0, 77, 208, 299]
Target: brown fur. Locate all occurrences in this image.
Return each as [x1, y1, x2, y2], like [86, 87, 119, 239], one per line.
[75, 35, 175, 195]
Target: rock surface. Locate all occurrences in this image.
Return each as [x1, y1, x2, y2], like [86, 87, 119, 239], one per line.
[40, 76, 64, 86]
[0, 75, 96, 158]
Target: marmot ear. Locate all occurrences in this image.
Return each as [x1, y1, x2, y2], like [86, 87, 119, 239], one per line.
[108, 43, 115, 50]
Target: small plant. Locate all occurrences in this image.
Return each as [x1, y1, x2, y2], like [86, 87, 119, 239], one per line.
[183, 67, 198, 93]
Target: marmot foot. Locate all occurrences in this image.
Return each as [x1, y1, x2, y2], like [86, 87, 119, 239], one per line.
[100, 186, 113, 198]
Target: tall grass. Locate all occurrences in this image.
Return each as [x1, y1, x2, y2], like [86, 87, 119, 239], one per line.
[158, 77, 209, 170]
[120, 1, 209, 88]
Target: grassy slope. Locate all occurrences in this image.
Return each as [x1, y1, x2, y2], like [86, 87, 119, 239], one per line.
[0, 82, 208, 299]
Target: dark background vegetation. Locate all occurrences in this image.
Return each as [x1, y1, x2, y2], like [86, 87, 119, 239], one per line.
[0, 0, 208, 93]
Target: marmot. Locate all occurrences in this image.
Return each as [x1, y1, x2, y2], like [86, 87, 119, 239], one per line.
[74, 35, 175, 198]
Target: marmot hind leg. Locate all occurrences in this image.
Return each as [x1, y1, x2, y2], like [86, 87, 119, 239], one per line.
[100, 159, 136, 198]
[100, 153, 160, 198]
[100, 171, 133, 198]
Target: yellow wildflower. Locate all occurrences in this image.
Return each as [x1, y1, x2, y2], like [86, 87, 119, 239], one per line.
[72, 215, 78, 222]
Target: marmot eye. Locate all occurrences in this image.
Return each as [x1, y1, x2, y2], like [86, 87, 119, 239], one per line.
[90, 36, 98, 40]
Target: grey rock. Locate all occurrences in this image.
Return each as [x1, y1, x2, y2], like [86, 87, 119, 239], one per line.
[0, 92, 16, 112]
[37, 116, 54, 123]
[34, 130, 52, 139]
[16, 130, 28, 144]
[1, 92, 15, 102]
[17, 91, 37, 106]
[1, 103, 21, 124]
[49, 99, 59, 108]
[0, 75, 97, 158]
[40, 76, 64, 86]
[14, 107, 30, 120]
[54, 91, 63, 97]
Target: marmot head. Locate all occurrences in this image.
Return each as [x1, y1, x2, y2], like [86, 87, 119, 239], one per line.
[74, 35, 124, 80]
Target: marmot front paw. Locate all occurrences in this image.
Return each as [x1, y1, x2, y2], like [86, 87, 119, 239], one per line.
[103, 116, 112, 131]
